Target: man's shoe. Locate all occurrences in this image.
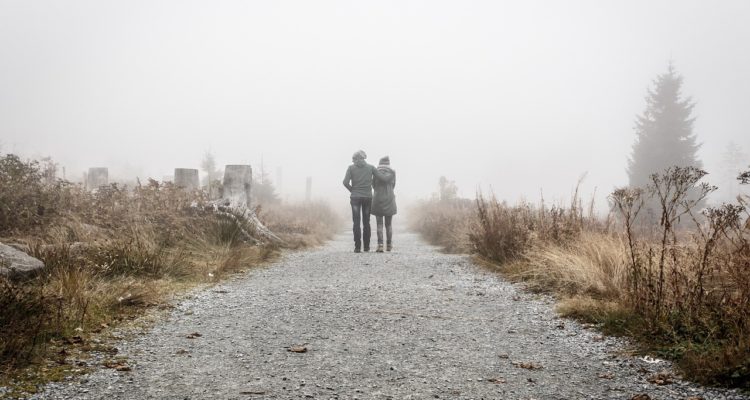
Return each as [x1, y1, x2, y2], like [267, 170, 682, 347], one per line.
[363, 247, 370, 252]
[376, 244, 384, 253]
[386, 243, 392, 252]
[354, 248, 361, 253]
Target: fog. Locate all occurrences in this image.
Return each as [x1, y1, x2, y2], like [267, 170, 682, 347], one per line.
[1, 0, 749, 208]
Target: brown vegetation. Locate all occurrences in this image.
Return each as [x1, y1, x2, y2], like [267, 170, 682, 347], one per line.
[0, 154, 339, 394]
[259, 201, 343, 248]
[407, 198, 474, 253]
[411, 166, 750, 388]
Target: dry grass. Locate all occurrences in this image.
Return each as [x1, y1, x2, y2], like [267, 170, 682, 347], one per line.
[507, 232, 628, 299]
[407, 198, 474, 253]
[259, 201, 343, 248]
[411, 167, 750, 388]
[0, 154, 339, 394]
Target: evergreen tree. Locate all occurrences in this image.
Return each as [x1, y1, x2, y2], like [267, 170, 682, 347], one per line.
[628, 63, 702, 188]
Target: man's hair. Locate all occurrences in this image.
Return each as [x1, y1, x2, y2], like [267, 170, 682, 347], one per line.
[352, 150, 367, 160]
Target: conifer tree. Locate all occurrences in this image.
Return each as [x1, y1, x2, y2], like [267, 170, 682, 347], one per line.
[628, 64, 702, 188]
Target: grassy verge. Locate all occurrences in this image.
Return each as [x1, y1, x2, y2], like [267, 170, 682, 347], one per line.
[259, 200, 343, 248]
[0, 154, 340, 397]
[410, 167, 750, 389]
[406, 198, 475, 253]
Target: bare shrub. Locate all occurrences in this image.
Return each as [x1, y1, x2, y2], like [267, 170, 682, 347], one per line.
[610, 166, 750, 385]
[469, 193, 533, 263]
[0, 154, 326, 376]
[0, 154, 82, 235]
[0, 278, 55, 366]
[407, 198, 474, 253]
[259, 201, 343, 247]
[410, 166, 750, 385]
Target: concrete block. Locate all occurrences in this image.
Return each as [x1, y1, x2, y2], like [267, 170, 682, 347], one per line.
[223, 165, 252, 206]
[174, 168, 199, 190]
[87, 167, 108, 190]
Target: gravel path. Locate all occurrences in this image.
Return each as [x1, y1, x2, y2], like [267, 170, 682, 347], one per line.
[33, 232, 748, 400]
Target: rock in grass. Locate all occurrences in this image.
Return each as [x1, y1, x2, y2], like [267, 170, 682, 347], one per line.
[0, 242, 45, 280]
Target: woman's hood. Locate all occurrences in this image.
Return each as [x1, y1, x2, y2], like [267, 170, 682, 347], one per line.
[377, 166, 395, 180]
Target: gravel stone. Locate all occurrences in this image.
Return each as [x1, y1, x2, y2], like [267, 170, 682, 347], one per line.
[30, 233, 749, 399]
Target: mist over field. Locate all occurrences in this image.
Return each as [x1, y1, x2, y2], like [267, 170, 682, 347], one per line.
[1, 0, 749, 207]
[5, 2, 750, 396]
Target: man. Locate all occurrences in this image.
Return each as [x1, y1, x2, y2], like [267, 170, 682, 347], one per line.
[343, 150, 384, 253]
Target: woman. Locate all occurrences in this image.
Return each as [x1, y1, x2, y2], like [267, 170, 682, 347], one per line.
[371, 156, 397, 252]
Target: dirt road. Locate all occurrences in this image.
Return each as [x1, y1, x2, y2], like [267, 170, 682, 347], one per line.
[33, 232, 747, 399]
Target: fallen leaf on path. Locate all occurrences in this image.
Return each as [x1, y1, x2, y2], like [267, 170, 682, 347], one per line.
[598, 372, 615, 379]
[288, 345, 307, 353]
[685, 397, 705, 400]
[647, 370, 674, 385]
[487, 378, 506, 384]
[185, 332, 202, 339]
[103, 360, 131, 372]
[512, 361, 543, 370]
[497, 353, 509, 359]
[630, 395, 651, 400]
[175, 349, 189, 355]
[239, 390, 266, 395]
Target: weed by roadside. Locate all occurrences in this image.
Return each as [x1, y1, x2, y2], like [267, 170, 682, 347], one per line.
[0, 154, 340, 396]
[411, 166, 750, 388]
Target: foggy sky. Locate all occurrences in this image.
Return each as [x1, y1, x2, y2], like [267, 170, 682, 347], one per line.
[1, 0, 749, 208]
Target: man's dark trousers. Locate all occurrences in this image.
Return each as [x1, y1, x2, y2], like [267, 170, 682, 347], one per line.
[351, 197, 372, 250]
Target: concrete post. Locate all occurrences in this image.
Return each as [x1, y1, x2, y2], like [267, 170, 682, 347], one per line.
[174, 168, 199, 190]
[87, 168, 108, 190]
[223, 165, 253, 206]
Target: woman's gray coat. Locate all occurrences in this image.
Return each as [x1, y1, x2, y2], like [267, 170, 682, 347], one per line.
[371, 167, 397, 217]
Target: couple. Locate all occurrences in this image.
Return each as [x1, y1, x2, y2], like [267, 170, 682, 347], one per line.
[342, 150, 397, 253]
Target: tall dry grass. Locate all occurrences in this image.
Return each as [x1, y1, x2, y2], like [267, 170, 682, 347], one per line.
[509, 232, 628, 299]
[0, 154, 338, 389]
[407, 198, 474, 253]
[610, 167, 750, 385]
[411, 167, 750, 387]
[258, 201, 344, 248]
